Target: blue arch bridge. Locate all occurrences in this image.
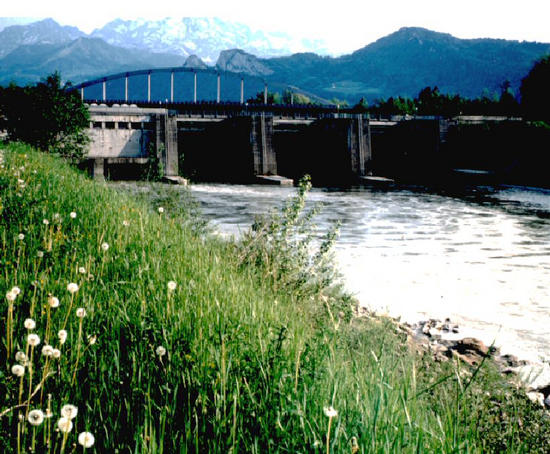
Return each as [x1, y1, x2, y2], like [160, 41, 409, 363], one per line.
[74, 67, 449, 185]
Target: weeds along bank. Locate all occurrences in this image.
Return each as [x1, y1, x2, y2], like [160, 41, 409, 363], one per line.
[1, 142, 549, 453]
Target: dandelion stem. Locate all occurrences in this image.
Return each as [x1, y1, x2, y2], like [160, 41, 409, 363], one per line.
[326, 416, 333, 454]
[71, 317, 84, 386]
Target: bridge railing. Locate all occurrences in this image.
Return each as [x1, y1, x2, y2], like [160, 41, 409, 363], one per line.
[85, 100, 369, 119]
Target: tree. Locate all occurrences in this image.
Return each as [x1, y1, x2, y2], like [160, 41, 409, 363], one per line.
[520, 55, 550, 121]
[0, 72, 90, 161]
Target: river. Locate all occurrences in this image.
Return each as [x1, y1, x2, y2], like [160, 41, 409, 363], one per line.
[187, 182, 550, 364]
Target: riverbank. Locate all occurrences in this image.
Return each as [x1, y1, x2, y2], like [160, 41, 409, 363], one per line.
[1, 143, 550, 452]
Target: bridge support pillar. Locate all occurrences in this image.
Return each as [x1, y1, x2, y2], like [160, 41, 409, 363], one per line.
[251, 114, 276, 175]
[154, 113, 179, 177]
[91, 158, 105, 180]
[349, 115, 372, 177]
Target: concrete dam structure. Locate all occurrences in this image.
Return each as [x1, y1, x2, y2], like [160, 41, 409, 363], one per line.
[87, 104, 374, 185]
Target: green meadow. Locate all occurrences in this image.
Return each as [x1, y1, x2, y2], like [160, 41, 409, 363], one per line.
[1, 142, 549, 453]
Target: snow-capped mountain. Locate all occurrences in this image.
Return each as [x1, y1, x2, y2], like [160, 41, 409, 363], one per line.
[0, 18, 84, 58]
[91, 17, 329, 63]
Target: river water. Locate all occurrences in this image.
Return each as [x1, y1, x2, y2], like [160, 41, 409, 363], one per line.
[187, 182, 550, 363]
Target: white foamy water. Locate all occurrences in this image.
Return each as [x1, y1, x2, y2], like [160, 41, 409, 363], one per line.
[190, 183, 550, 363]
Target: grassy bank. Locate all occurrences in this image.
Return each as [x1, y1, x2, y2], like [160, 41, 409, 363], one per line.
[1, 142, 549, 453]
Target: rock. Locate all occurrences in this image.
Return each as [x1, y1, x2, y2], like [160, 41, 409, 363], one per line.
[454, 337, 489, 356]
[450, 337, 490, 366]
[517, 363, 550, 392]
[498, 354, 527, 368]
[527, 392, 545, 407]
[428, 328, 442, 340]
[545, 395, 550, 408]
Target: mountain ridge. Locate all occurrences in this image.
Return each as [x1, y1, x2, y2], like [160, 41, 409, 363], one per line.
[1, 19, 550, 103]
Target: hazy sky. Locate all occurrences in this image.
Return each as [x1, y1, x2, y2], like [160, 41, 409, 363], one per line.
[3, 0, 550, 54]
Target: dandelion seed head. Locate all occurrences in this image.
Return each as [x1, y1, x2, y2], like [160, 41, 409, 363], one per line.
[78, 432, 95, 448]
[76, 307, 87, 318]
[11, 364, 25, 377]
[122, 220, 130, 227]
[157, 206, 164, 213]
[41, 345, 54, 357]
[87, 335, 97, 345]
[28, 409, 45, 426]
[43, 219, 49, 225]
[17, 233, 25, 240]
[323, 406, 338, 418]
[67, 283, 79, 294]
[48, 296, 59, 308]
[60, 404, 78, 420]
[11, 286, 21, 296]
[24, 318, 36, 330]
[78, 267, 86, 274]
[167, 281, 177, 291]
[57, 417, 73, 433]
[58, 330, 68, 344]
[156, 346, 167, 357]
[6, 291, 16, 302]
[27, 334, 40, 347]
[69, 211, 77, 219]
[15, 351, 27, 364]
[37, 250, 44, 258]
[101, 242, 109, 251]
[52, 348, 61, 359]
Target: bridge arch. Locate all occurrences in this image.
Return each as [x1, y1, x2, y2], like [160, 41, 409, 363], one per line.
[74, 67, 289, 105]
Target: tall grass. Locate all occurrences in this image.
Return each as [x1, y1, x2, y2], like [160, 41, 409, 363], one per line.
[1, 142, 549, 453]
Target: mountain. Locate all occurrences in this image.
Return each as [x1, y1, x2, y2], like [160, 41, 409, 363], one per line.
[0, 17, 40, 32]
[0, 18, 84, 58]
[255, 27, 550, 102]
[1, 21, 550, 104]
[216, 49, 273, 76]
[91, 17, 329, 64]
[183, 55, 208, 70]
[0, 37, 185, 85]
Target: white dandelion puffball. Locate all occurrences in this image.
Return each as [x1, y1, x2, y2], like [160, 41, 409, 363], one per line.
[76, 307, 87, 318]
[52, 348, 61, 359]
[42, 345, 54, 357]
[11, 286, 21, 296]
[6, 291, 16, 302]
[27, 333, 40, 347]
[88, 335, 97, 345]
[37, 250, 44, 258]
[28, 409, 45, 426]
[11, 364, 25, 377]
[101, 242, 109, 251]
[58, 329, 68, 345]
[69, 211, 77, 219]
[122, 220, 130, 227]
[167, 281, 177, 291]
[78, 432, 95, 448]
[48, 296, 59, 308]
[60, 404, 78, 420]
[17, 233, 25, 240]
[15, 351, 27, 364]
[43, 219, 49, 225]
[323, 406, 338, 418]
[57, 417, 73, 433]
[24, 318, 36, 330]
[156, 346, 167, 357]
[158, 206, 164, 213]
[78, 267, 86, 274]
[67, 282, 79, 294]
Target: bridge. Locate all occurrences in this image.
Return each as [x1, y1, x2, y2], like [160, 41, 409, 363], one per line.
[77, 67, 496, 185]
